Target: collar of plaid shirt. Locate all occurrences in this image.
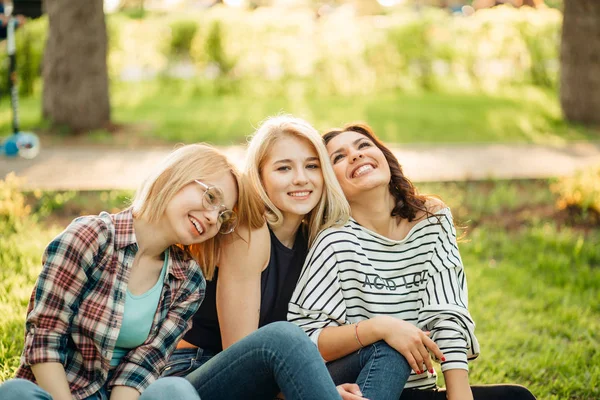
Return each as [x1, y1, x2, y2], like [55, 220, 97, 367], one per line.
[115, 208, 191, 281]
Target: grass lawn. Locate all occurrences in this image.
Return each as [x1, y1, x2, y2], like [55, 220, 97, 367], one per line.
[0, 81, 597, 146]
[1, 180, 598, 399]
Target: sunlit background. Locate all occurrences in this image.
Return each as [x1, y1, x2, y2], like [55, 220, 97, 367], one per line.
[1, 1, 599, 399]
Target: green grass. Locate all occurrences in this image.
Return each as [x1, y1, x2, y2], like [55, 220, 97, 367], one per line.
[461, 224, 599, 398]
[1, 181, 599, 399]
[1, 81, 597, 146]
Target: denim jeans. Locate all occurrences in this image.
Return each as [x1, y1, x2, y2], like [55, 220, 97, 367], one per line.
[161, 347, 217, 378]
[0, 377, 199, 400]
[327, 340, 412, 400]
[183, 321, 342, 400]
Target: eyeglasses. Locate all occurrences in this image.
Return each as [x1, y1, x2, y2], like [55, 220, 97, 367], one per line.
[194, 180, 238, 234]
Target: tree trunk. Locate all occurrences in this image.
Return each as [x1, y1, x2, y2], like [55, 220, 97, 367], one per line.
[560, 0, 600, 126]
[42, 0, 110, 133]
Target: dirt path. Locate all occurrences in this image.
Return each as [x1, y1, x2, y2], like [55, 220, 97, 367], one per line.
[2, 142, 599, 190]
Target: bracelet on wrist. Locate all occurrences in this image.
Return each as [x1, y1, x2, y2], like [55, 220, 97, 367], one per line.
[354, 321, 365, 348]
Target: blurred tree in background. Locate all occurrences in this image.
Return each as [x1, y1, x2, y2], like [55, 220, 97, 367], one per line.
[560, 0, 600, 127]
[43, 0, 111, 132]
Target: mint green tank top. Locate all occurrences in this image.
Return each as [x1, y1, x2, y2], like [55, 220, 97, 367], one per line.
[110, 249, 168, 367]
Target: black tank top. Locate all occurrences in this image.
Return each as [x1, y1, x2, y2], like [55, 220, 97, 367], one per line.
[183, 227, 308, 352]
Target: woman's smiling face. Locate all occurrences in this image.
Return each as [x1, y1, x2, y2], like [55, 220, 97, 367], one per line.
[325, 130, 391, 201]
[164, 172, 237, 245]
[261, 134, 324, 220]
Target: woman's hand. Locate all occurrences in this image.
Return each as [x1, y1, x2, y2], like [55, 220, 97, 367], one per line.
[376, 316, 445, 374]
[337, 383, 368, 400]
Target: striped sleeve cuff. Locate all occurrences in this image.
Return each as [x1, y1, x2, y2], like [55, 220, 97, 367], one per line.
[436, 336, 469, 372]
[287, 304, 327, 348]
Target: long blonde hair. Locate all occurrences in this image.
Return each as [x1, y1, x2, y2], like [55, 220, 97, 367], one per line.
[131, 143, 259, 280]
[245, 116, 350, 245]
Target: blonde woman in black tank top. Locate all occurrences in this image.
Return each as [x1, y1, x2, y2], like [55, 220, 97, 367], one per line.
[163, 116, 367, 399]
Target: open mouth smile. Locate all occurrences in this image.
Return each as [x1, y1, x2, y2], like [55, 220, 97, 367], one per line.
[351, 163, 376, 178]
[287, 190, 312, 199]
[189, 215, 205, 235]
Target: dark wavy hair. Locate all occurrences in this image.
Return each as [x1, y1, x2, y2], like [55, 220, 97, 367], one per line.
[323, 123, 430, 222]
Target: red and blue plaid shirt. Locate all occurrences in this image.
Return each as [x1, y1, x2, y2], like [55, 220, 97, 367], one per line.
[16, 208, 205, 399]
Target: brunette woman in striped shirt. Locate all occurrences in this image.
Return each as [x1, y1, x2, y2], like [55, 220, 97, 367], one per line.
[290, 124, 536, 400]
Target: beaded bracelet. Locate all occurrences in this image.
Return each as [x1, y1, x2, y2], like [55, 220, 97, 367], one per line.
[354, 321, 365, 348]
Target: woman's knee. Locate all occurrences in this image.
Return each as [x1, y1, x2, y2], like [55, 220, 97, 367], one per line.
[0, 379, 52, 400]
[260, 321, 310, 345]
[364, 341, 411, 374]
[141, 377, 200, 400]
[251, 322, 320, 361]
[369, 341, 405, 361]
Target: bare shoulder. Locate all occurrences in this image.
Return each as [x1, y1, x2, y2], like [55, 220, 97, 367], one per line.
[424, 196, 448, 214]
[412, 197, 448, 223]
[219, 223, 270, 274]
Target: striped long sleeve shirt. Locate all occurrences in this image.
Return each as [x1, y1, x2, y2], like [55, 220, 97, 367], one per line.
[288, 207, 479, 390]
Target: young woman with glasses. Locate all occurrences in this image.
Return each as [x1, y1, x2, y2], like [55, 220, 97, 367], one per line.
[0, 144, 239, 400]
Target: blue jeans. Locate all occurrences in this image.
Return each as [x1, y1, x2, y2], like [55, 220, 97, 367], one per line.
[0, 377, 200, 400]
[180, 321, 341, 400]
[161, 347, 217, 378]
[327, 340, 412, 399]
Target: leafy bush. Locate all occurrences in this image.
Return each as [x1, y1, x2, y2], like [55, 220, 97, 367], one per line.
[168, 19, 199, 58]
[517, 11, 561, 89]
[387, 9, 454, 91]
[551, 166, 600, 222]
[204, 20, 234, 75]
[0, 16, 47, 97]
[10, 6, 564, 98]
[0, 173, 31, 234]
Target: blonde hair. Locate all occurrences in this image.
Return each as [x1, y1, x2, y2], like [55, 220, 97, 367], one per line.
[245, 115, 350, 245]
[131, 143, 253, 280]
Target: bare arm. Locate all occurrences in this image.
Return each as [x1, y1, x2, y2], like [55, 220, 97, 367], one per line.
[318, 318, 383, 361]
[444, 369, 473, 400]
[31, 362, 72, 400]
[217, 224, 270, 349]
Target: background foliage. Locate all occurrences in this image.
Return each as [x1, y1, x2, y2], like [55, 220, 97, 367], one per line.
[1, 6, 562, 99]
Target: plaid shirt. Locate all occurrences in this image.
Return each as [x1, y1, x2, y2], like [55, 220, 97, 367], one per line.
[16, 208, 205, 399]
